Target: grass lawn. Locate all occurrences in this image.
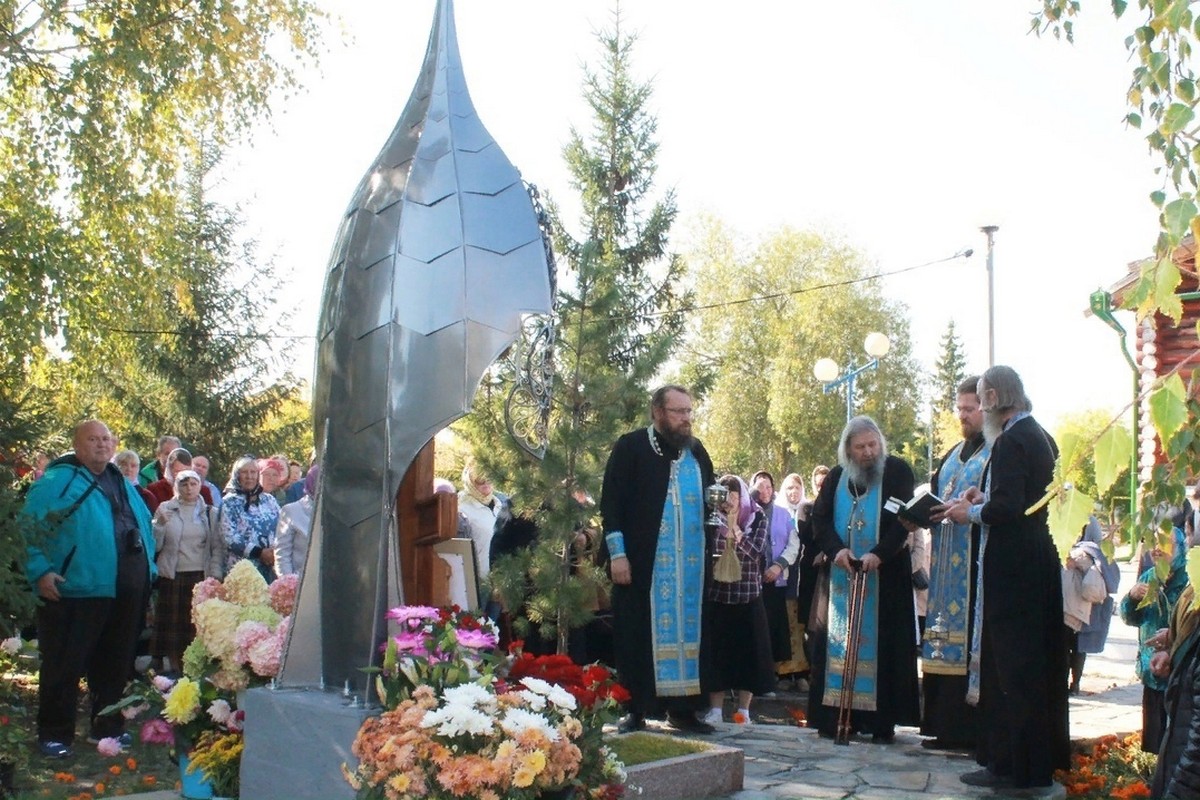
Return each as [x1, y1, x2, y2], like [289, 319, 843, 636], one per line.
[608, 731, 710, 767]
[5, 668, 180, 799]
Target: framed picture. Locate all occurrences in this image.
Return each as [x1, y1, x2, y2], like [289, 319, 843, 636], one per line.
[433, 537, 480, 611]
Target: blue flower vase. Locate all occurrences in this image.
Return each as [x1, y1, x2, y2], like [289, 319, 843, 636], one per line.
[180, 752, 214, 800]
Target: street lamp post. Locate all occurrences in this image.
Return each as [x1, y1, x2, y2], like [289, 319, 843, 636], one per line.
[813, 332, 891, 423]
[980, 225, 999, 367]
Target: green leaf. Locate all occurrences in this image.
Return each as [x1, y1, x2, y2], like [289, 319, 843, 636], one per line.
[1094, 425, 1134, 495]
[1112, 0, 1128, 16]
[1179, 80, 1197, 102]
[1153, 256, 1184, 322]
[1163, 198, 1197, 239]
[1166, 0, 1191, 31]
[1129, 112, 1144, 129]
[1151, 373, 1189, 444]
[1151, 189, 1166, 206]
[1101, 536, 1116, 561]
[1162, 102, 1197, 134]
[1167, 426, 1197, 458]
[1048, 486, 1095, 561]
[1056, 431, 1085, 481]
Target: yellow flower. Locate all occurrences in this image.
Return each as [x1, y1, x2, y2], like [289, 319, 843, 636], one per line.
[387, 773, 410, 792]
[513, 765, 537, 788]
[163, 677, 200, 724]
[524, 750, 547, 774]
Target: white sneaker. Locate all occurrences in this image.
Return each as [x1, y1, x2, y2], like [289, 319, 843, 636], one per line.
[701, 707, 723, 725]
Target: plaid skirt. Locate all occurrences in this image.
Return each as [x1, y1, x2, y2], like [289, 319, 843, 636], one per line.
[151, 571, 205, 658]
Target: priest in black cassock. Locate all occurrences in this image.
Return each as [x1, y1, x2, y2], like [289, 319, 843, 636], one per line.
[940, 366, 1069, 796]
[600, 384, 716, 734]
[808, 415, 919, 743]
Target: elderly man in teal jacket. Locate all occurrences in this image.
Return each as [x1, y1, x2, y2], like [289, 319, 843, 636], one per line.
[23, 419, 155, 759]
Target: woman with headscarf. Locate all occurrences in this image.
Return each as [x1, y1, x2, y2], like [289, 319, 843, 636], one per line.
[1121, 524, 1189, 753]
[1069, 516, 1122, 693]
[458, 462, 509, 582]
[151, 469, 224, 674]
[700, 475, 775, 726]
[276, 464, 319, 579]
[221, 456, 281, 584]
[774, 473, 810, 690]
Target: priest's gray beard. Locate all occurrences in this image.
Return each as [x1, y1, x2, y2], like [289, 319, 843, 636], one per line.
[983, 409, 1005, 445]
[842, 451, 886, 488]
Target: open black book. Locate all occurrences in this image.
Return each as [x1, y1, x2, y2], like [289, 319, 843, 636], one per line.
[893, 490, 944, 529]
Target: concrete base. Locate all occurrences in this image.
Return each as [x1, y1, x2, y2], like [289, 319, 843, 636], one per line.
[623, 735, 744, 799]
[240, 687, 373, 800]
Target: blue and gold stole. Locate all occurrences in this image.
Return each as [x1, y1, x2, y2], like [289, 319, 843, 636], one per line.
[921, 439, 991, 675]
[651, 449, 706, 697]
[823, 470, 881, 711]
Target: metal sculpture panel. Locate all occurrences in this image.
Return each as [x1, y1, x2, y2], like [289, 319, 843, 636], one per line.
[280, 0, 553, 697]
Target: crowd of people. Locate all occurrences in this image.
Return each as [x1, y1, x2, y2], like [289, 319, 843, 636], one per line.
[596, 369, 1192, 798]
[22, 367, 1200, 799]
[20, 425, 316, 760]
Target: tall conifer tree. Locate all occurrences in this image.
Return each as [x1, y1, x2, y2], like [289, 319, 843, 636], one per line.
[933, 321, 968, 413]
[456, 7, 686, 652]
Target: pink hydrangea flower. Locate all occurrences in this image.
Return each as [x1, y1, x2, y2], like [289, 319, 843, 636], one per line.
[96, 737, 123, 757]
[192, 576, 225, 609]
[140, 718, 175, 746]
[234, 621, 272, 665]
[269, 574, 298, 617]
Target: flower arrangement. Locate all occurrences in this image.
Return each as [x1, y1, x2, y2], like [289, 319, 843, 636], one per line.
[187, 729, 245, 797]
[1054, 733, 1156, 799]
[103, 560, 295, 792]
[374, 605, 502, 706]
[344, 606, 627, 800]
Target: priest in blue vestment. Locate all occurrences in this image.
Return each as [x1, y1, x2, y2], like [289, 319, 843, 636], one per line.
[808, 415, 919, 743]
[601, 384, 716, 734]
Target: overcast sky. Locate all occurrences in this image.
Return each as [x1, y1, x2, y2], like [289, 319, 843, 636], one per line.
[217, 0, 1159, 431]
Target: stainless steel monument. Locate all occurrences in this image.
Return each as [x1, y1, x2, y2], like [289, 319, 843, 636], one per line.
[243, 2, 553, 795]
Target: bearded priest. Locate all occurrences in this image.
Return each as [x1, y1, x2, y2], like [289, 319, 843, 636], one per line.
[807, 415, 920, 743]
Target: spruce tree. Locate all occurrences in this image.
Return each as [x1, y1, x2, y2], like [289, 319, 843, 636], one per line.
[82, 144, 311, 472]
[932, 320, 968, 413]
[456, 7, 686, 654]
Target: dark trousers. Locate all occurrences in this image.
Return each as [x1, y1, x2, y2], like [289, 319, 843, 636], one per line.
[36, 551, 148, 743]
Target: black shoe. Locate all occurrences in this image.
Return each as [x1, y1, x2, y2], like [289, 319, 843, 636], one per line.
[960, 768, 1013, 788]
[617, 713, 646, 734]
[666, 711, 715, 735]
[871, 731, 895, 744]
[38, 740, 72, 759]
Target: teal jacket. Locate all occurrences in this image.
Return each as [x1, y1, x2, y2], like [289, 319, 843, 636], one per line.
[23, 456, 156, 598]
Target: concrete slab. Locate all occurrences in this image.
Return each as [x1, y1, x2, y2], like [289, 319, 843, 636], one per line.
[623, 737, 744, 799]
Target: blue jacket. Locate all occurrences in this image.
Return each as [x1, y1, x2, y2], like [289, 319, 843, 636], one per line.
[23, 456, 155, 598]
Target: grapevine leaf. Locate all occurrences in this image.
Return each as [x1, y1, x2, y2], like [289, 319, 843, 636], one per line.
[1151, 373, 1189, 444]
[1094, 425, 1134, 495]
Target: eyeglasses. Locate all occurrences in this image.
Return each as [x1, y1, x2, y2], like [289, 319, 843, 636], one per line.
[664, 407, 693, 417]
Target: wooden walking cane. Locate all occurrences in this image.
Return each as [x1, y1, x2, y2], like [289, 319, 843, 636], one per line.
[835, 559, 867, 745]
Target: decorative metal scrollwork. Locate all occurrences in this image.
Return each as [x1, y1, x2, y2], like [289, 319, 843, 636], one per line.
[504, 182, 558, 459]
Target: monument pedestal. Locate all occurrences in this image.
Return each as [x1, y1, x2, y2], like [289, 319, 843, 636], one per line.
[240, 687, 372, 800]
